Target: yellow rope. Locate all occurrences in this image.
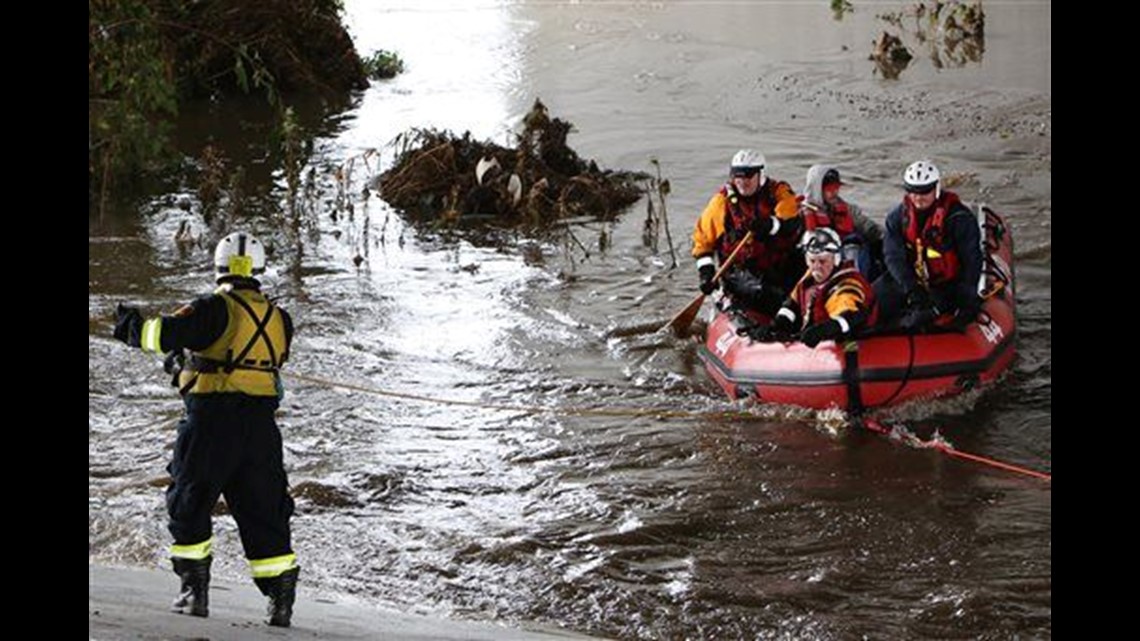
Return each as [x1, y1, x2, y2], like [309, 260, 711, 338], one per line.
[284, 371, 757, 421]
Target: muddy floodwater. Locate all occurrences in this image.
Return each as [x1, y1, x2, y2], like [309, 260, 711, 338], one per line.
[90, 1, 1050, 638]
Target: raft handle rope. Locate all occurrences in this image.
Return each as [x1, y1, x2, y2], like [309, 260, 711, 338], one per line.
[863, 332, 916, 411]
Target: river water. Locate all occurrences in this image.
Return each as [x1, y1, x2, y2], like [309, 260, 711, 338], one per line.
[89, 1, 1051, 638]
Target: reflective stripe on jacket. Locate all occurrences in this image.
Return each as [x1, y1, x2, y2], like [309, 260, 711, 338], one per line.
[790, 262, 877, 330]
[691, 180, 800, 273]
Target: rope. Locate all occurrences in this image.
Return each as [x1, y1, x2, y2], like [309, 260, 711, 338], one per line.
[284, 373, 1051, 481]
[860, 417, 1051, 482]
[152, 360, 1047, 481]
[284, 371, 759, 421]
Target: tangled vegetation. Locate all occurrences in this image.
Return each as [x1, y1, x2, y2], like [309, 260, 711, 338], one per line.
[378, 99, 648, 227]
[89, 0, 371, 213]
[363, 50, 406, 80]
[872, 0, 986, 78]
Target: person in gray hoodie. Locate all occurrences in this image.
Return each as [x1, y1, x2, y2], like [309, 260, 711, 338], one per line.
[801, 165, 883, 280]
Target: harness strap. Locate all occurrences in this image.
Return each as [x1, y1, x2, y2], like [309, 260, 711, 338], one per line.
[222, 292, 280, 371]
[842, 341, 864, 414]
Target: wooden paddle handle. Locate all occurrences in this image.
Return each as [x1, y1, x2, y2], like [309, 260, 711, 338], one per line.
[711, 230, 754, 283]
[659, 230, 757, 336]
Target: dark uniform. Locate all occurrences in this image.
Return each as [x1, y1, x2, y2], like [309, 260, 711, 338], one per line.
[875, 190, 982, 329]
[114, 277, 299, 626]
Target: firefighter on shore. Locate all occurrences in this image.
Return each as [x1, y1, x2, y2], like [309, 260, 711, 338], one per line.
[692, 148, 803, 315]
[113, 231, 300, 628]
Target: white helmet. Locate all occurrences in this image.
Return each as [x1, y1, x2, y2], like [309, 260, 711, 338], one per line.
[730, 149, 767, 186]
[214, 232, 266, 283]
[903, 160, 940, 196]
[802, 227, 843, 267]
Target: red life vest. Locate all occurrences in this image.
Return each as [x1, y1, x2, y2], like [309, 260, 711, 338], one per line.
[902, 191, 966, 287]
[803, 200, 856, 237]
[795, 263, 878, 328]
[716, 181, 799, 273]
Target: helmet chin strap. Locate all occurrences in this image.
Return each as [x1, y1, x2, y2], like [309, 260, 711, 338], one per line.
[216, 275, 261, 289]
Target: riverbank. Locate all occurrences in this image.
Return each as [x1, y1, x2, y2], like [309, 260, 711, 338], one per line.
[90, 564, 603, 640]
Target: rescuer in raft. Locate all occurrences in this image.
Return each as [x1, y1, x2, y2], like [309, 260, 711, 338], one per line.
[742, 227, 878, 346]
[874, 159, 983, 332]
[691, 148, 804, 315]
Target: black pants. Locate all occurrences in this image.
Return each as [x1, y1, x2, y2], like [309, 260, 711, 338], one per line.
[167, 394, 294, 561]
[873, 273, 960, 326]
[722, 268, 795, 316]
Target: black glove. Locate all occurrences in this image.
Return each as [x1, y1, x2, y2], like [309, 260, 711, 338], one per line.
[899, 305, 936, 332]
[737, 323, 769, 341]
[946, 309, 975, 332]
[749, 215, 774, 237]
[905, 288, 931, 310]
[801, 319, 843, 348]
[741, 312, 795, 342]
[770, 311, 796, 335]
[163, 350, 185, 375]
[113, 304, 143, 347]
[741, 324, 781, 342]
[698, 264, 717, 295]
[163, 350, 186, 387]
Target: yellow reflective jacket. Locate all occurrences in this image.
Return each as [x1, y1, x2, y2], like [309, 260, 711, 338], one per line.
[178, 289, 288, 397]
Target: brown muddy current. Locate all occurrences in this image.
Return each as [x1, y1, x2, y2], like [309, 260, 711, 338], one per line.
[89, 2, 1051, 638]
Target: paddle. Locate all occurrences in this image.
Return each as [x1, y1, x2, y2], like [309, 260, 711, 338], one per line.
[659, 230, 754, 337]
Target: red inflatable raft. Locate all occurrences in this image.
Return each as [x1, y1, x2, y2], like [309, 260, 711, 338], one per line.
[698, 205, 1016, 411]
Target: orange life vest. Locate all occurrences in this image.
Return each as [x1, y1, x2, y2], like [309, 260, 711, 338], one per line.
[795, 263, 878, 328]
[902, 191, 966, 287]
[716, 181, 799, 273]
[803, 200, 856, 237]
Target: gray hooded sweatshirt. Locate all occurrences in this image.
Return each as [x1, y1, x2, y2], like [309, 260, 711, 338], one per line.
[803, 164, 883, 246]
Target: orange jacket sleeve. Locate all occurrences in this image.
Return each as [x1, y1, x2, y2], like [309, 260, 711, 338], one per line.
[691, 192, 728, 259]
[772, 181, 800, 220]
[824, 274, 871, 319]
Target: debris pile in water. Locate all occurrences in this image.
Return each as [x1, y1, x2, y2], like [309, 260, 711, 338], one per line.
[872, 1, 985, 78]
[919, 0, 984, 39]
[920, 0, 985, 69]
[377, 99, 647, 225]
[869, 31, 913, 79]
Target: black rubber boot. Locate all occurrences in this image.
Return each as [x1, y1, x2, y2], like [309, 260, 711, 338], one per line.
[255, 566, 299, 627]
[171, 557, 211, 617]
